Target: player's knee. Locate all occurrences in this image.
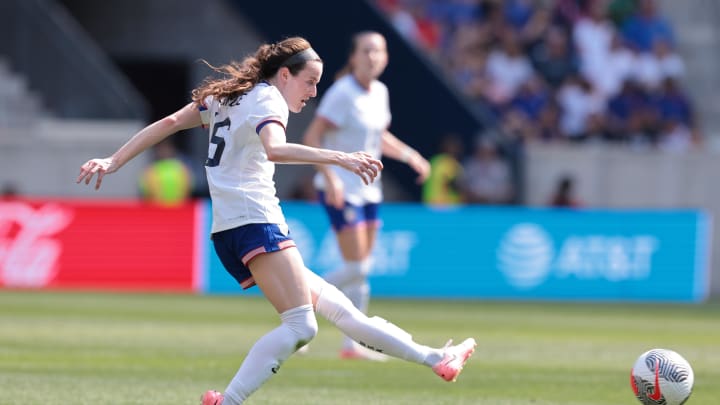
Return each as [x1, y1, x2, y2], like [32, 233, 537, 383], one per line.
[295, 314, 318, 346]
[281, 304, 318, 348]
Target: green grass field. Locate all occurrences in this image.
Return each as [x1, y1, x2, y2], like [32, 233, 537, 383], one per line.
[0, 290, 718, 405]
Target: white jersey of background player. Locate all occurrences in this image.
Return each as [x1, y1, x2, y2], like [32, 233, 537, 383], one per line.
[312, 73, 389, 205]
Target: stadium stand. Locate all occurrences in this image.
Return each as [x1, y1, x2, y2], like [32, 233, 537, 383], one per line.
[375, 0, 702, 150]
[0, 58, 46, 128]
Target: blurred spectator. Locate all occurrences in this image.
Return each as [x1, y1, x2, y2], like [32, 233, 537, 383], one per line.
[549, 175, 582, 207]
[552, 0, 587, 27]
[504, 0, 536, 32]
[530, 25, 579, 88]
[632, 39, 685, 91]
[508, 75, 551, 124]
[572, 0, 616, 90]
[460, 136, 514, 204]
[449, 44, 489, 101]
[422, 133, 465, 206]
[483, 30, 534, 107]
[516, 2, 554, 50]
[621, 0, 675, 53]
[377, 0, 443, 57]
[590, 32, 635, 99]
[138, 139, 193, 206]
[556, 74, 605, 141]
[427, 0, 483, 29]
[649, 78, 695, 131]
[377, 0, 421, 44]
[408, 2, 443, 56]
[649, 77, 702, 147]
[606, 80, 653, 143]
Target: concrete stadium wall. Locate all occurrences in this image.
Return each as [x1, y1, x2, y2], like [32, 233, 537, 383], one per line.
[524, 142, 719, 296]
[0, 119, 146, 198]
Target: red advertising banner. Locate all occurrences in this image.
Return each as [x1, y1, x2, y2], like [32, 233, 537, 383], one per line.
[0, 199, 199, 292]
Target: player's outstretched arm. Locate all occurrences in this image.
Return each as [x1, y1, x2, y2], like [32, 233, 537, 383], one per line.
[260, 121, 383, 185]
[76, 103, 202, 190]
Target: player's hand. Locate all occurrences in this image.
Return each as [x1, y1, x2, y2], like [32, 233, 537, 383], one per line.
[341, 152, 383, 186]
[76, 157, 117, 190]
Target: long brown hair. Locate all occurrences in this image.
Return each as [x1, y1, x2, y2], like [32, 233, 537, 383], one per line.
[191, 37, 320, 104]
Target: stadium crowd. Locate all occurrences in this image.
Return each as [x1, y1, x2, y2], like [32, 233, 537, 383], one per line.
[376, 0, 700, 153]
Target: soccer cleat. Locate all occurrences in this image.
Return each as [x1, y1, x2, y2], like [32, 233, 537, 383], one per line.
[431, 337, 477, 382]
[339, 347, 390, 362]
[201, 390, 224, 405]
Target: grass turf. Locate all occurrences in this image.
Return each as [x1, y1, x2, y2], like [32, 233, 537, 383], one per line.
[0, 290, 718, 404]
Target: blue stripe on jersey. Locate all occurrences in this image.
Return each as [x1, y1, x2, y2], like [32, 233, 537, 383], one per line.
[255, 119, 285, 135]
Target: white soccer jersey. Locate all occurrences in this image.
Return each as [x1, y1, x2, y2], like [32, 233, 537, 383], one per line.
[200, 83, 288, 234]
[313, 74, 391, 205]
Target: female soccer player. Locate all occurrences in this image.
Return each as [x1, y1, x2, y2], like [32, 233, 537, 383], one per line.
[303, 31, 431, 360]
[76, 36, 474, 405]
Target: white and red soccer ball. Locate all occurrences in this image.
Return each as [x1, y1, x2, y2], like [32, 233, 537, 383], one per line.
[631, 348, 694, 405]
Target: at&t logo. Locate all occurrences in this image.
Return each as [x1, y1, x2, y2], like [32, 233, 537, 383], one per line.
[497, 223, 554, 289]
[497, 223, 660, 289]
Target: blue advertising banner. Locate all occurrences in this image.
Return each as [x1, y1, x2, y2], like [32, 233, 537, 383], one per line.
[203, 202, 711, 302]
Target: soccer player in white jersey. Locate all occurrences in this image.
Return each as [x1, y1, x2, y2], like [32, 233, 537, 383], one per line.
[303, 31, 431, 360]
[76, 36, 474, 405]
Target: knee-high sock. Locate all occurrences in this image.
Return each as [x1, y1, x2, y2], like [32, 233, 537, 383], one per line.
[223, 305, 317, 405]
[323, 259, 371, 289]
[314, 279, 442, 366]
[340, 279, 369, 350]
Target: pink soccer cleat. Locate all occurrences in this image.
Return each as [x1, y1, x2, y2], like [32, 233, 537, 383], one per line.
[201, 390, 224, 405]
[431, 338, 477, 382]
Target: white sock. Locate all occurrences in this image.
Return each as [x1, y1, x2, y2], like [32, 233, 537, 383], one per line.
[223, 304, 317, 405]
[341, 279, 370, 351]
[323, 259, 370, 289]
[314, 279, 442, 365]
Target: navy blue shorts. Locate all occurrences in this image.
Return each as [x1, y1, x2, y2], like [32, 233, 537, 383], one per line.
[317, 191, 381, 232]
[212, 223, 296, 289]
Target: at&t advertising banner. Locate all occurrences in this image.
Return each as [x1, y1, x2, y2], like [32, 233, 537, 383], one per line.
[205, 203, 711, 302]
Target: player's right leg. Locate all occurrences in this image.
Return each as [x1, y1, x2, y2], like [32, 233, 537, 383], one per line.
[305, 268, 476, 381]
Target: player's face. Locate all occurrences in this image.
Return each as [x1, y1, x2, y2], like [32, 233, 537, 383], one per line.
[352, 33, 388, 81]
[283, 60, 323, 113]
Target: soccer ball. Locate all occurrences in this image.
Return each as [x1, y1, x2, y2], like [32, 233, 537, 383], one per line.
[630, 348, 694, 405]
